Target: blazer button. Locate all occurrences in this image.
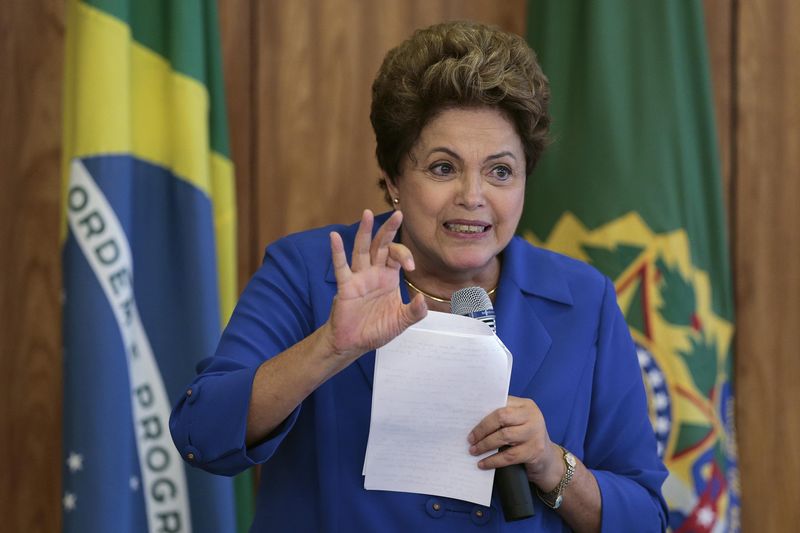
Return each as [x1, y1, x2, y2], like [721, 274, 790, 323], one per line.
[470, 505, 492, 525]
[183, 445, 201, 463]
[425, 498, 445, 518]
[186, 385, 200, 404]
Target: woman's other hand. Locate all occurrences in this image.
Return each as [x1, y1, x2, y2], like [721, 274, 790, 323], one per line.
[468, 395, 565, 492]
[325, 209, 428, 362]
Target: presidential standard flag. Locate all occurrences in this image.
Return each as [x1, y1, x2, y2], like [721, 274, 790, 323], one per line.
[61, 0, 252, 531]
[524, 2, 739, 531]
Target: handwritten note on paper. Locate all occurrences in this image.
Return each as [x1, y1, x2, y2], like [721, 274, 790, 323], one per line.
[362, 311, 513, 506]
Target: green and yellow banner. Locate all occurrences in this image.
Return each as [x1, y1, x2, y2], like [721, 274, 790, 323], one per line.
[524, 2, 739, 531]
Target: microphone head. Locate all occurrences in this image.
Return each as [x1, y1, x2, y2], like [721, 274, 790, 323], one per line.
[451, 286, 493, 314]
[451, 286, 496, 332]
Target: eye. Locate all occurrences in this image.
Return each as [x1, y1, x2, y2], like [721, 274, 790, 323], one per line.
[429, 162, 456, 177]
[490, 165, 513, 181]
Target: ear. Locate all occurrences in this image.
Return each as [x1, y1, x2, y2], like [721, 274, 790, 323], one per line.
[384, 172, 400, 200]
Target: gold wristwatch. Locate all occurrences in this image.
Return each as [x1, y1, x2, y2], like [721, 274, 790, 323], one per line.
[536, 446, 577, 509]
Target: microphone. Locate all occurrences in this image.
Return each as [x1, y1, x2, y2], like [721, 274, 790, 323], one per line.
[451, 287, 535, 522]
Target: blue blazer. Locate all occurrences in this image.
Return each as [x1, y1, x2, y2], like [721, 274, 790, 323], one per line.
[170, 213, 668, 532]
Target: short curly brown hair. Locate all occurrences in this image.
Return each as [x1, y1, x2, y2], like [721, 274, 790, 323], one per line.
[371, 20, 550, 204]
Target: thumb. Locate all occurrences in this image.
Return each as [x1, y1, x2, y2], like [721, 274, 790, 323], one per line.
[400, 293, 428, 328]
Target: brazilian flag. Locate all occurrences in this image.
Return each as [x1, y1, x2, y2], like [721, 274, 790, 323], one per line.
[524, 1, 739, 531]
[61, 0, 252, 531]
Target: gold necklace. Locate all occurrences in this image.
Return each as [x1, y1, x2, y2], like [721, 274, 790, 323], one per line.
[404, 278, 498, 304]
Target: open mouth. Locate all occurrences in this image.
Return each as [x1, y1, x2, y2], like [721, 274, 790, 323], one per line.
[444, 222, 491, 234]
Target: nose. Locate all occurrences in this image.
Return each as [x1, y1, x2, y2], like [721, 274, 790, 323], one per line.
[456, 172, 485, 209]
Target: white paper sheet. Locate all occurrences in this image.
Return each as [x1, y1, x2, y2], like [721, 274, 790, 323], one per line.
[362, 311, 513, 506]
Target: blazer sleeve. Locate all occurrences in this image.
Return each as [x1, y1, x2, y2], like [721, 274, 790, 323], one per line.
[585, 278, 669, 532]
[169, 237, 315, 476]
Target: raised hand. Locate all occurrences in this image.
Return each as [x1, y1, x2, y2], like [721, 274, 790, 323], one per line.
[326, 209, 428, 362]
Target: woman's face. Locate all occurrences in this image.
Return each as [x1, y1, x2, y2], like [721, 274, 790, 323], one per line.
[386, 107, 526, 282]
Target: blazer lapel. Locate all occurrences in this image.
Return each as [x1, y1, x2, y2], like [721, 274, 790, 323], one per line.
[496, 280, 552, 396]
[496, 237, 575, 396]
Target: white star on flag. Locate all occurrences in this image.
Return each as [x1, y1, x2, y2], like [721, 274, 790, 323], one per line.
[63, 492, 77, 512]
[654, 416, 671, 434]
[130, 476, 140, 491]
[653, 392, 669, 410]
[66, 452, 83, 473]
[647, 368, 664, 387]
[697, 505, 715, 527]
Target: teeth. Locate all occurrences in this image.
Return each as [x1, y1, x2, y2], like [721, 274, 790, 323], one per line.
[446, 223, 487, 233]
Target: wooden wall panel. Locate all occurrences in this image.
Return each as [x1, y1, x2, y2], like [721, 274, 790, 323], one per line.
[219, 0, 257, 292]
[0, 1, 64, 532]
[250, 0, 525, 268]
[703, 0, 733, 217]
[736, 1, 800, 531]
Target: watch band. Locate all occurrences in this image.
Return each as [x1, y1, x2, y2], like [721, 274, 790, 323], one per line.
[536, 446, 577, 510]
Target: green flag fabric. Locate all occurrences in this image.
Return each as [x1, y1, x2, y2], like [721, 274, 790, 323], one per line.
[61, 0, 253, 530]
[524, 2, 739, 531]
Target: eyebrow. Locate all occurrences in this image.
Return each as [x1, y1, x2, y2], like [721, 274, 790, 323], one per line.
[428, 147, 518, 163]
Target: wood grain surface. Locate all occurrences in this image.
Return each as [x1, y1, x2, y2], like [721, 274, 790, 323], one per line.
[0, 1, 65, 532]
[2, 0, 799, 531]
[703, 0, 734, 221]
[219, 0, 258, 292]
[735, 1, 800, 530]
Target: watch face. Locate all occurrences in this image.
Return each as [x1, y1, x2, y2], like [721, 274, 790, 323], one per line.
[565, 453, 577, 467]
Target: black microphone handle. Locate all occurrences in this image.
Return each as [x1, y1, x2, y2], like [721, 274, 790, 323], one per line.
[495, 448, 536, 521]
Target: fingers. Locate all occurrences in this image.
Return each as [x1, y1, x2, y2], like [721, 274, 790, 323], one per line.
[467, 397, 547, 469]
[370, 210, 403, 264]
[468, 398, 533, 448]
[351, 209, 374, 271]
[476, 446, 529, 471]
[470, 425, 529, 457]
[372, 212, 413, 272]
[352, 210, 410, 272]
[348, 209, 414, 274]
[386, 243, 415, 270]
[329, 231, 352, 285]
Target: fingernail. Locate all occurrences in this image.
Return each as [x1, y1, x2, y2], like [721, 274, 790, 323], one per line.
[478, 460, 486, 469]
[467, 432, 475, 445]
[469, 445, 477, 455]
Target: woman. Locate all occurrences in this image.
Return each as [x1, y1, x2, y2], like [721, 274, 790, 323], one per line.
[170, 21, 667, 532]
